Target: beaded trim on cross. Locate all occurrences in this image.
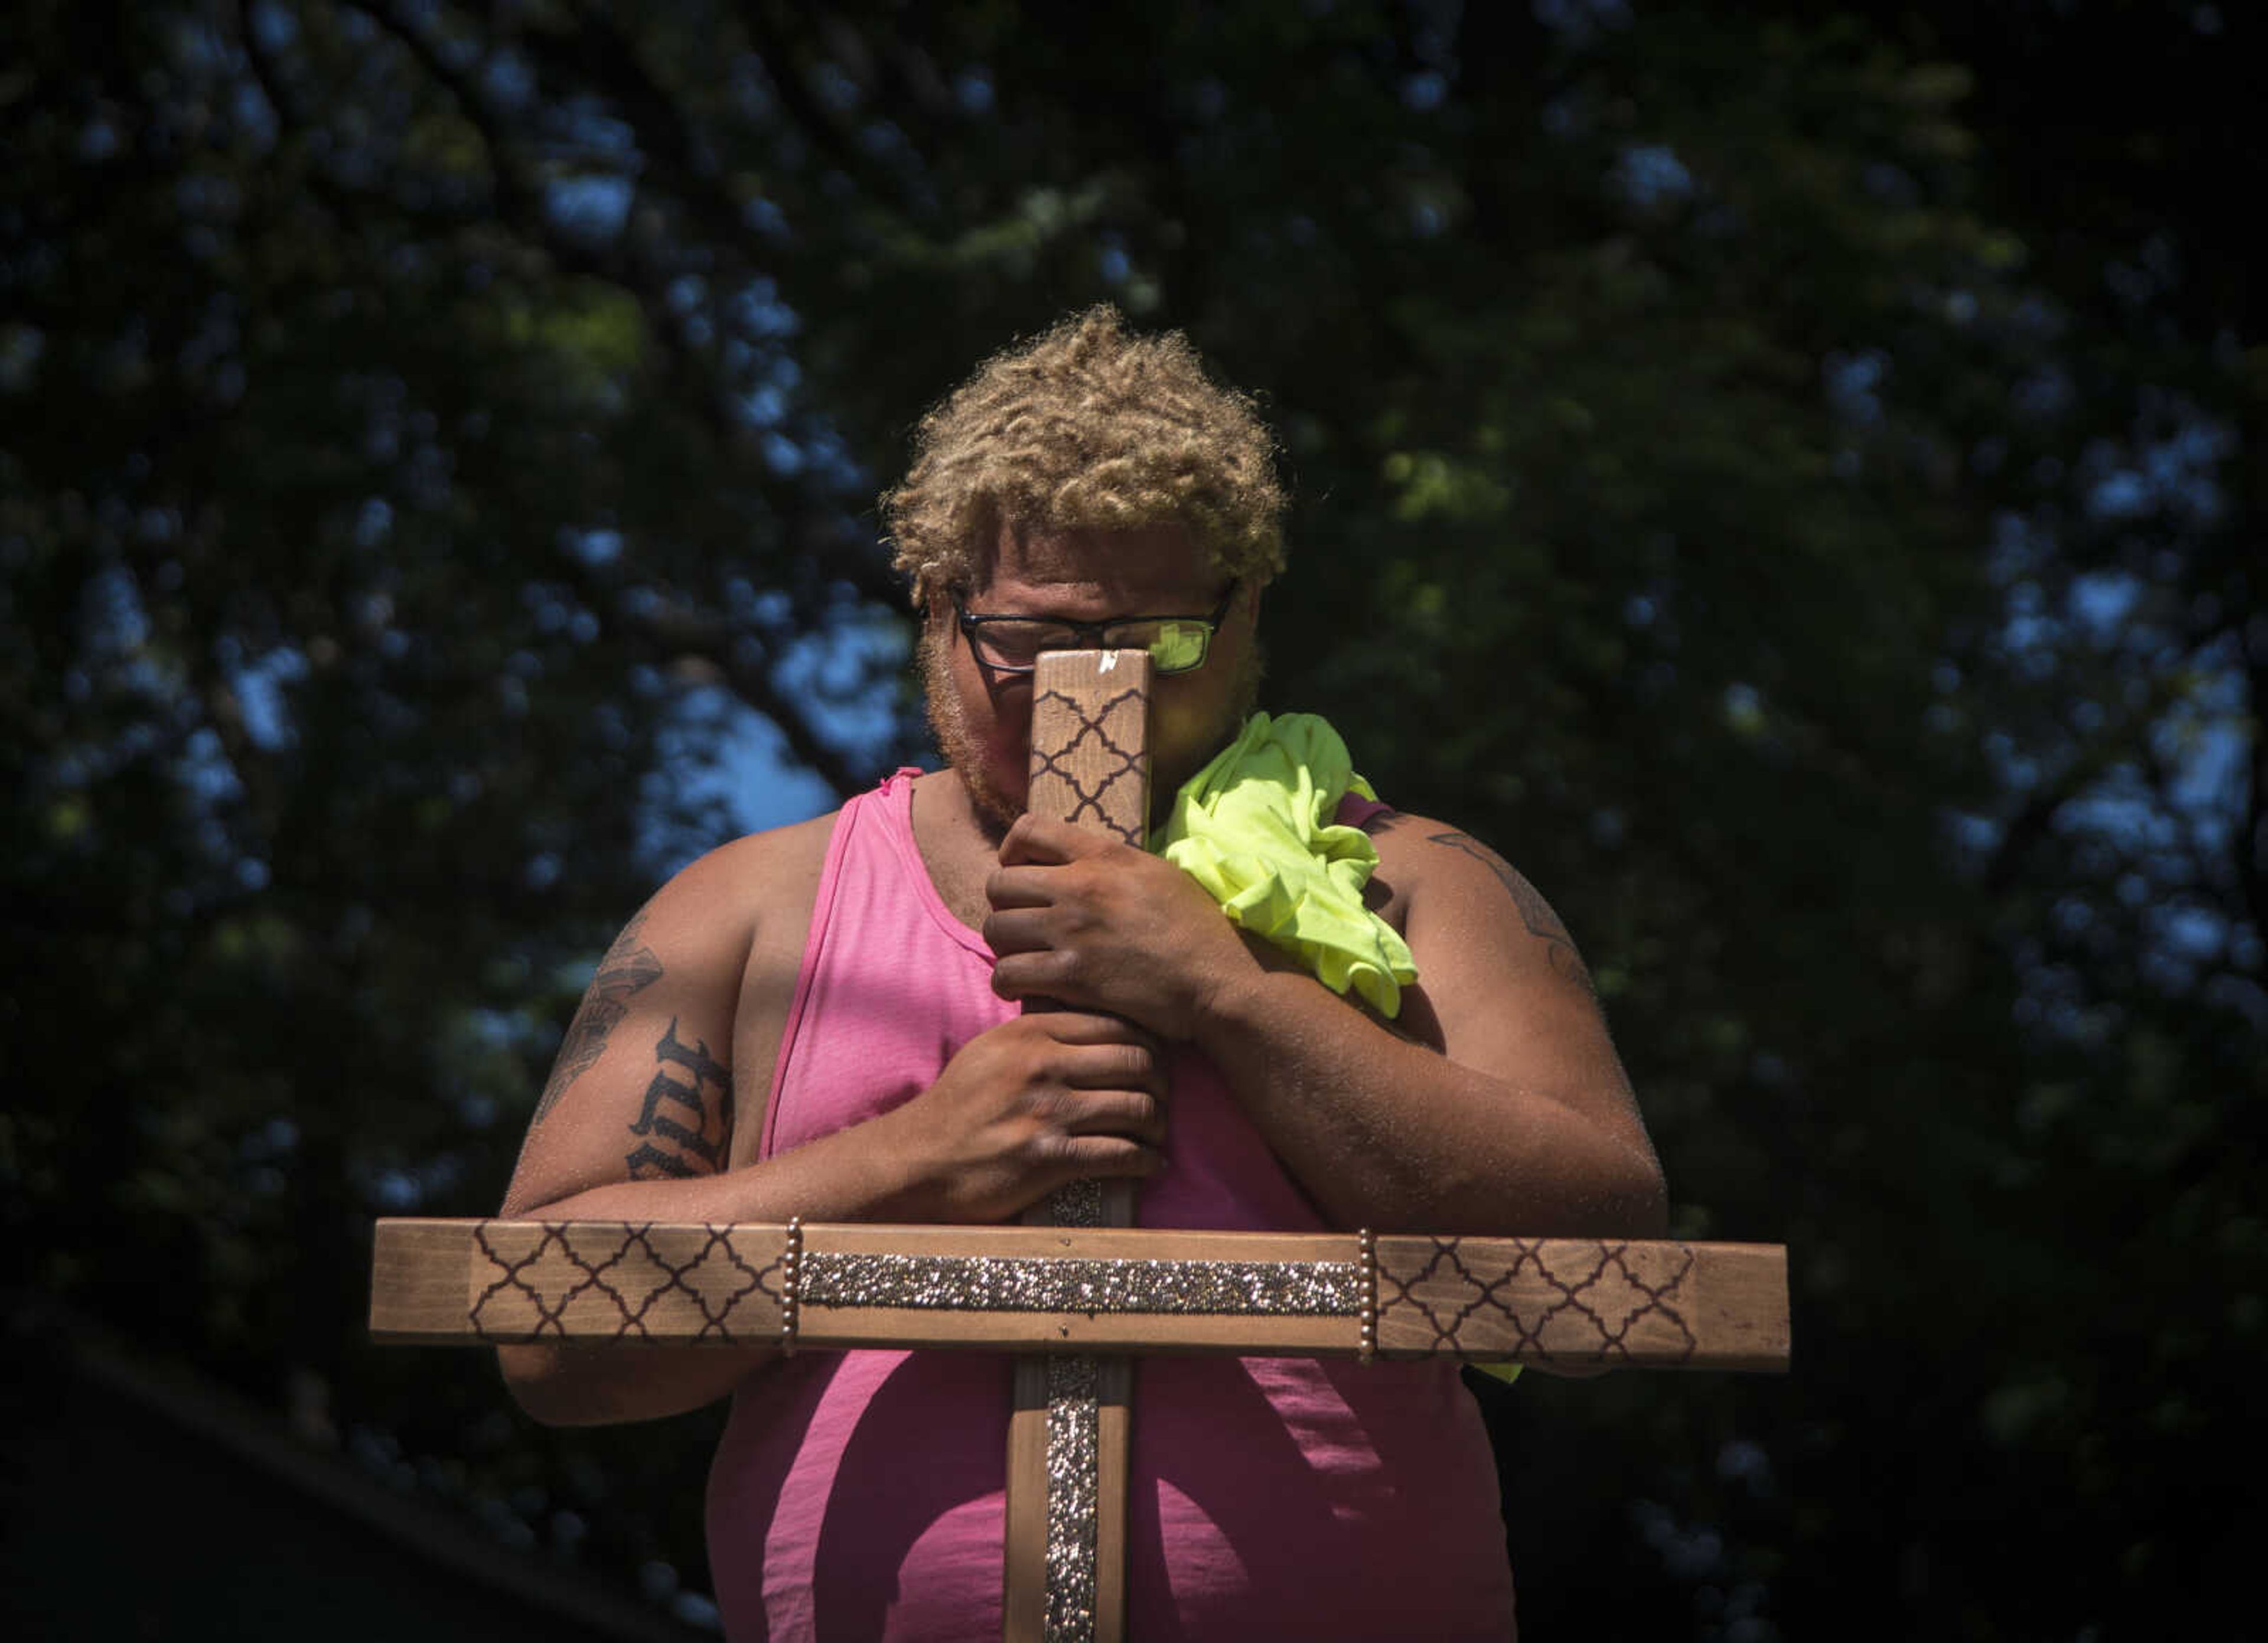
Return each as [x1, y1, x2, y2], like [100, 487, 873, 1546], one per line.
[780, 1216, 804, 1355]
[1358, 1228, 1377, 1364]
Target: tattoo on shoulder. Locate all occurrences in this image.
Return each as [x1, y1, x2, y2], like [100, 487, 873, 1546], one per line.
[624, 1017, 734, 1180]
[532, 908, 664, 1124]
[1426, 831, 1596, 990]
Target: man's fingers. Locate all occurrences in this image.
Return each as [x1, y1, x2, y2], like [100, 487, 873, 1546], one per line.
[1057, 1038, 1161, 1093]
[984, 864, 1057, 911]
[1029, 1009, 1156, 1050]
[1056, 1086, 1166, 1146]
[981, 905, 1051, 956]
[998, 814, 1107, 868]
[1037, 1133, 1165, 1181]
[992, 949, 1079, 1004]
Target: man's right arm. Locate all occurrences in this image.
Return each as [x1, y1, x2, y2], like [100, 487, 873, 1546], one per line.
[494, 817, 1168, 1427]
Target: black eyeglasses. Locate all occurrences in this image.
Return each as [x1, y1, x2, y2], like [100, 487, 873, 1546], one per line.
[953, 583, 1239, 678]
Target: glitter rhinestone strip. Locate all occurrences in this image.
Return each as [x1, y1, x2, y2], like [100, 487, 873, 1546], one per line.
[1047, 1176, 1105, 1227]
[796, 1252, 1365, 1318]
[1042, 1355, 1101, 1641]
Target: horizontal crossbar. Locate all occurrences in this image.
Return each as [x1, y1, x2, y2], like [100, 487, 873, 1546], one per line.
[371, 1220, 1789, 1372]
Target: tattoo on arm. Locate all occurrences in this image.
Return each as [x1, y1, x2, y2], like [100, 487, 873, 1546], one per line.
[533, 909, 664, 1124]
[624, 1018, 734, 1180]
[1426, 831, 1596, 990]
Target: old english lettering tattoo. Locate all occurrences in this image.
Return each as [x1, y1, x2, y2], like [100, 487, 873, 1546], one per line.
[1428, 831, 1596, 990]
[533, 909, 664, 1123]
[624, 1016, 733, 1180]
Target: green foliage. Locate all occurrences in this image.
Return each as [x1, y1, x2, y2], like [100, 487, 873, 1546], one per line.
[4, 1, 2259, 1637]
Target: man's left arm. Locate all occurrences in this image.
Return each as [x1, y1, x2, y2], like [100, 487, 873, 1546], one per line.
[985, 811, 1667, 1238]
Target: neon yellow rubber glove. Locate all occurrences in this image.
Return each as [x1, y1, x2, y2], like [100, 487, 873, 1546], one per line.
[1155, 712, 1418, 1019]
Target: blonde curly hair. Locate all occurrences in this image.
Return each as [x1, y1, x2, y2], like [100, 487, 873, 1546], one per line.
[882, 306, 1287, 607]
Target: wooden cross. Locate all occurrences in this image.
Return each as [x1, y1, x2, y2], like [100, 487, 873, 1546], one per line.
[370, 651, 1793, 1639]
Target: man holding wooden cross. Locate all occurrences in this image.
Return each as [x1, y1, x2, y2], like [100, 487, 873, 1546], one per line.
[494, 307, 1668, 1638]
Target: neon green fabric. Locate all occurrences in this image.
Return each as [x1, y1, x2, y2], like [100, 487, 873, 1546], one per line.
[1155, 712, 1418, 1018]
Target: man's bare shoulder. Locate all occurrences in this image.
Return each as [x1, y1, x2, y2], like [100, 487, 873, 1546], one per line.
[605, 809, 845, 986]
[1362, 807, 1596, 992]
[659, 809, 842, 910]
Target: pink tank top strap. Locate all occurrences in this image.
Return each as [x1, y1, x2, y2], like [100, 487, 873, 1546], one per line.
[1334, 788, 1395, 830]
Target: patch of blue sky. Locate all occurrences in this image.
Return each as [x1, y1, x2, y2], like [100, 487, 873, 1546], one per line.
[520, 579, 593, 640]
[482, 49, 535, 110]
[2061, 785, 2176, 853]
[356, 496, 393, 549]
[725, 579, 795, 628]
[246, 0, 297, 51]
[362, 1152, 468, 1214]
[1986, 508, 2043, 581]
[1403, 71, 1449, 112]
[2066, 568, 2139, 638]
[232, 646, 309, 748]
[773, 606, 912, 758]
[2011, 365, 2073, 421]
[80, 563, 149, 655]
[1615, 144, 1693, 209]
[761, 432, 806, 475]
[176, 725, 245, 804]
[547, 174, 634, 240]
[731, 278, 801, 339]
[859, 118, 915, 162]
[561, 526, 623, 565]
[667, 273, 707, 314]
[792, 422, 868, 494]
[1945, 810, 2002, 871]
[2127, 412, 2233, 525]
[2153, 731, 2247, 858]
[1823, 348, 1888, 428]
[640, 684, 839, 875]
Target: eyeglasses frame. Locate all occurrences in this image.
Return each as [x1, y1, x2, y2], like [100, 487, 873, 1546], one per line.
[950, 582, 1241, 680]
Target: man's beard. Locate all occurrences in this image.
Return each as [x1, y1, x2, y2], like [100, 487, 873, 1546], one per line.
[920, 629, 1264, 837]
[920, 626, 1018, 834]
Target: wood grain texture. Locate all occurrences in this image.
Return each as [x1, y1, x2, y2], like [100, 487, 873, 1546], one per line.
[370, 1220, 1790, 1370]
[370, 1219, 790, 1345]
[1025, 648, 1153, 850]
[1373, 1235, 1790, 1371]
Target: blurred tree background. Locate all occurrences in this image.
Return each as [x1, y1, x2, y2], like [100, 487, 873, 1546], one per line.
[4, 0, 2259, 1636]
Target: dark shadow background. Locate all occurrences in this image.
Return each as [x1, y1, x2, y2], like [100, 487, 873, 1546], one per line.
[4, 2, 2261, 1637]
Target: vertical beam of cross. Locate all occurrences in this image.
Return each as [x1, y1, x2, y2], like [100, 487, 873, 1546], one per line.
[1002, 649, 1153, 1643]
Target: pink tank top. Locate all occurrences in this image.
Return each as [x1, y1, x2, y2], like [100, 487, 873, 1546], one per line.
[706, 772, 1514, 1640]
